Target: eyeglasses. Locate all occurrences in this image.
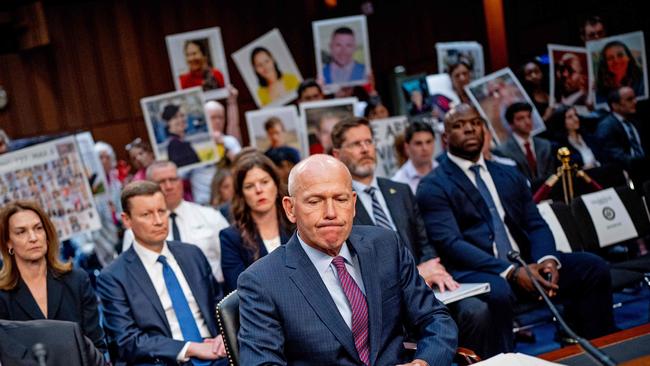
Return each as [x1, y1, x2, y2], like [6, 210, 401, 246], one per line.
[342, 139, 374, 150]
[125, 137, 142, 151]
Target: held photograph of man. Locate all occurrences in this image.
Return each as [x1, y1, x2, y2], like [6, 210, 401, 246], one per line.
[166, 27, 231, 100]
[548, 44, 591, 108]
[313, 15, 371, 89]
[299, 97, 357, 155]
[245, 105, 308, 158]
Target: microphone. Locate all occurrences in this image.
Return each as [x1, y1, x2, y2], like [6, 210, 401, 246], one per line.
[32, 343, 48, 366]
[507, 251, 617, 366]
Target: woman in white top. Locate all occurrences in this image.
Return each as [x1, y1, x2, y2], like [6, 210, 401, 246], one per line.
[219, 151, 294, 294]
[552, 106, 600, 169]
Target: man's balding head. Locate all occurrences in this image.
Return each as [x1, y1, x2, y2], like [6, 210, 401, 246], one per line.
[283, 155, 356, 256]
[205, 100, 226, 132]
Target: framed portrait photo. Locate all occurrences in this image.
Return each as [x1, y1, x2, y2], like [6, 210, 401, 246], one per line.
[166, 27, 231, 100]
[312, 15, 371, 90]
[245, 105, 308, 159]
[232, 29, 304, 108]
[140, 87, 218, 173]
[587, 31, 648, 108]
[465, 68, 545, 144]
[435, 41, 485, 80]
[548, 44, 590, 108]
[299, 97, 358, 155]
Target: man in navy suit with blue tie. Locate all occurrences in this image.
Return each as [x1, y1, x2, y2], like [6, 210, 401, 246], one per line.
[97, 181, 226, 365]
[237, 155, 457, 366]
[417, 103, 615, 351]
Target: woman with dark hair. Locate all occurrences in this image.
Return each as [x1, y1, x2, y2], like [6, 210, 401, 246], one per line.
[549, 106, 599, 169]
[251, 47, 299, 106]
[448, 61, 472, 103]
[179, 39, 225, 91]
[219, 152, 294, 294]
[520, 59, 553, 121]
[596, 40, 644, 104]
[0, 201, 106, 352]
[162, 104, 200, 168]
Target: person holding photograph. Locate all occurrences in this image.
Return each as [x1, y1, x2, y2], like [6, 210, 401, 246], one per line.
[0, 200, 106, 353]
[251, 47, 300, 106]
[162, 104, 201, 168]
[219, 152, 294, 294]
[297, 78, 325, 103]
[596, 40, 645, 104]
[323, 27, 366, 84]
[520, 60, 552, 120]
[179, 39, 225, 91]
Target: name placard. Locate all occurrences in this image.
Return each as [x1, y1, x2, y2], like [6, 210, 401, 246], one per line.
[580, 188, 638, 247]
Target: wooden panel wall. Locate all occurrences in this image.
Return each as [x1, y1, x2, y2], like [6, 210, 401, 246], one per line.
[0, 0, 486, 160]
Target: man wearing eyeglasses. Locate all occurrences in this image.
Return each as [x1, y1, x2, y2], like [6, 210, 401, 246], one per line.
[330, 117, 499, 358]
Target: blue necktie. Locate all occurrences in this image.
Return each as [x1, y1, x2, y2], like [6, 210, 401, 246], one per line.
[364, 186, 393, 230]
[621, 120, 645, 158]
[157, 255, 210, 366]
[469, 165, 512, 260]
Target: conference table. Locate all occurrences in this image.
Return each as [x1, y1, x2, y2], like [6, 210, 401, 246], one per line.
[539, 323, 650, 365]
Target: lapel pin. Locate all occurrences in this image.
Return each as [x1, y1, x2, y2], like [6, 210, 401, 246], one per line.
[389, 188, 396, 194]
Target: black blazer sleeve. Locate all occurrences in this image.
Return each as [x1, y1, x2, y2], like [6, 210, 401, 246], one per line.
[76, 270, 107, 353]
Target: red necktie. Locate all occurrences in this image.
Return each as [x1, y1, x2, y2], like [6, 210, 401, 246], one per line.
[332, 256, 370, 365]
[524, 141, 537, 179]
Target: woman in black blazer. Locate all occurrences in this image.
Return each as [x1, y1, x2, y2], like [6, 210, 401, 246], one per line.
[549, 106, 600, 169]
[220, 151, 294, 294]
[0, 200, 106, 352]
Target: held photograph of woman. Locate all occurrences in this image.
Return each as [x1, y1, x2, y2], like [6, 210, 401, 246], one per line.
[140, 87, 218, 173]
[232, 29, 303, 108]
[166, 27, 231, 100]
[587, 31, 648, 108]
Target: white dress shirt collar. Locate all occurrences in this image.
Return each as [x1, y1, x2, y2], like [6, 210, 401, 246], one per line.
[298, 233, 354, 276]
[447, 152, 487, 173]
[351, 175, 379, 193]
[132, 239, 170, 267]
[512, 133, 534, 154]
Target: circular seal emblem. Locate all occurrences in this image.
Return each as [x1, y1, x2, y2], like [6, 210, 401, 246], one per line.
[602, 206, 616, 221]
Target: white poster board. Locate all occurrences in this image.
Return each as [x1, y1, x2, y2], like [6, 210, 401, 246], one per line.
[370, 116, 409, 178]
[580, 188, 638, 247]
[536, 202, 572, 253]
[0, 136, 101, 240]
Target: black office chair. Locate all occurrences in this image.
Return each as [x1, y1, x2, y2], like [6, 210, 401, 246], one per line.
[216, 291, 240, 366]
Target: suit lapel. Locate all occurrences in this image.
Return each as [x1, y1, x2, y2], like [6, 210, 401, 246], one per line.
[14, 280, 45, 320]
[284, 236, 359, 362]
[353, 194, 373, 225]
[348, 232, 382, 366]
[124, 247, 171, 335]
[46, 271, 64, 319]
[441, 157, 493, 229]
[505, 138, 532, 177]
[169, 242, 217, 336]
[377, 178, 405, 230]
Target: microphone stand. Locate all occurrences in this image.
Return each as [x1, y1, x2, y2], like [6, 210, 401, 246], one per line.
[508, 251, 617, 366]
[32, 343, 48, 366]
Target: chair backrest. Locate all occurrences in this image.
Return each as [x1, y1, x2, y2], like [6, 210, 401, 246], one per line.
[571, 186, 650, 250]
[541, 202, 585, 252]
[216, 291, 240, 366]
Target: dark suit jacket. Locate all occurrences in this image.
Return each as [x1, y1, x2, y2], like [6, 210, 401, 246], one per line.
[0, 319, 105, 366]
[96, 241, 221, 365]
[496, 135, 555, 182]
[416, 155, 557, 276]
[237, 226, 458, 366]
[595, 113, 644, 168]
[353, 177, 437, 263]
[554, 132, 600, 168]
[219, 225, 292, 294]
[0, 268, 106, 352]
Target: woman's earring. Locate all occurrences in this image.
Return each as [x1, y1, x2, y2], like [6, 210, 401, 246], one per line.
[8, 247, 14, 255]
